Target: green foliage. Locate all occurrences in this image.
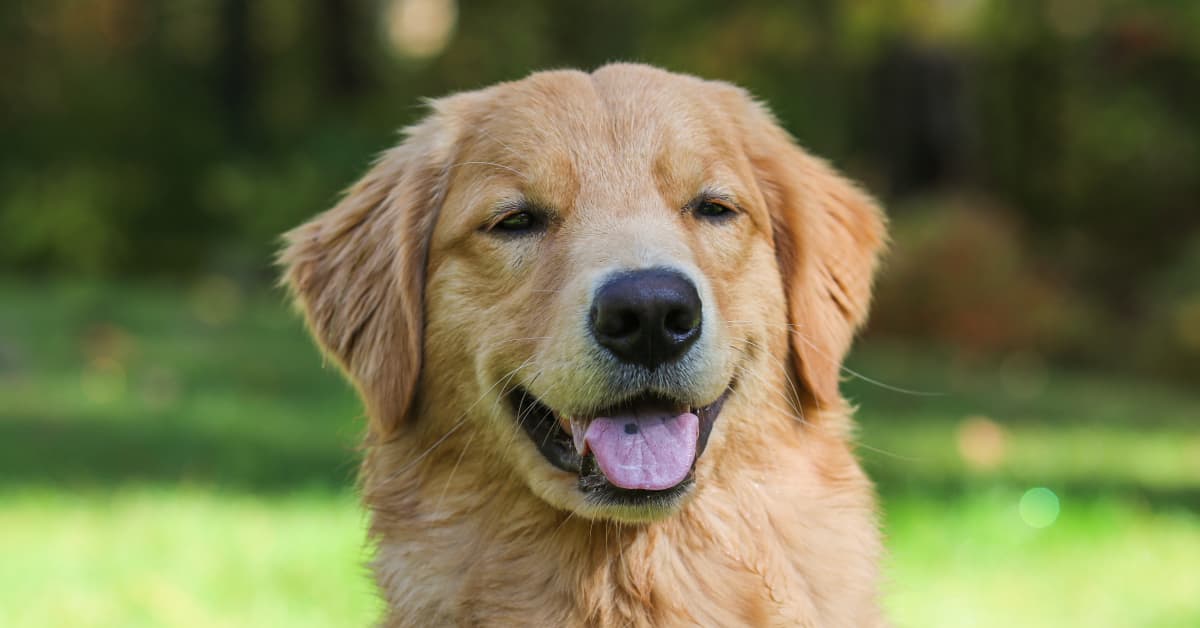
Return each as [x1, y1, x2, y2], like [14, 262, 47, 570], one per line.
[871, 197, 1097, 359]
[1137, 237, 1200, 377]
[3, 0, 1198, 370]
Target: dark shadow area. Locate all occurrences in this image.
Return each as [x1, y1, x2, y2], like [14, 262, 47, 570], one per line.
[0, 416, 360, 492]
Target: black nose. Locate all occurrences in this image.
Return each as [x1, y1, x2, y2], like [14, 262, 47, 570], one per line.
[590, 268, 702, 369]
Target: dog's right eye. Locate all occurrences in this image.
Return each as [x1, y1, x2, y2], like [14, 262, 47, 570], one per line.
[488, 211, 545, 236]
[483, 205, 548, 236]
[496, 211, 536, 231]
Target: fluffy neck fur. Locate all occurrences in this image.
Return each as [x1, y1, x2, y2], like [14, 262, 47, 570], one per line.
[360, 396, 884, 628]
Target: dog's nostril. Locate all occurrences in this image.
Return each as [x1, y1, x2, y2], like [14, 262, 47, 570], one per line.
[594, 307, 640, 339]
[664, 306, 700, 335]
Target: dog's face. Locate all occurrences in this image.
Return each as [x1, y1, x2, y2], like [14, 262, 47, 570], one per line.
[282, 65, 885, 522]
[422, 70, 778, 519]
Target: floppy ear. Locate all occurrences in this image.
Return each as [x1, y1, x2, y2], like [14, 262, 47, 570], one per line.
[736, 97, 887, 411]
[279, 110, 459, 439]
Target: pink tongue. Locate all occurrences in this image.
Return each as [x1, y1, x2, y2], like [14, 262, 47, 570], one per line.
[583, 410, 699, 490]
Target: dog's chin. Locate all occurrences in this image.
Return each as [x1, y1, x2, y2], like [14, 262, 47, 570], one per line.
[505, 384, 733, 523]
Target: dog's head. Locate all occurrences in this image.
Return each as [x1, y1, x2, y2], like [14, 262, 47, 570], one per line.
[281, 65, 885, 522]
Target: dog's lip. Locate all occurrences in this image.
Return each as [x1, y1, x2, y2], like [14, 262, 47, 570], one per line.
[506, 384, 734, 497]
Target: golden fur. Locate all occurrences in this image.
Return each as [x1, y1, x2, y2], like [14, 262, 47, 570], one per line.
[281, 64, 887, 626]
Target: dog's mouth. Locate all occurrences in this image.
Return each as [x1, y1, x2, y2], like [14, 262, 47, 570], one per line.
[508, 385, 732, 507]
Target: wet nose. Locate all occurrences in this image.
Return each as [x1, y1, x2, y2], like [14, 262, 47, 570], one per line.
[589, 268, 702, 369]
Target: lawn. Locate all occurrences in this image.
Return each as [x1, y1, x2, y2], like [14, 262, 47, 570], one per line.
[2, 278, 1197, 627]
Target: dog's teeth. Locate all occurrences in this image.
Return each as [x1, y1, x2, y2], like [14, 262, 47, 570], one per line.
[570, 416, 589, 456]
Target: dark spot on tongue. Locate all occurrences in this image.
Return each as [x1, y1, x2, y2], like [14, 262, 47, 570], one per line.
[624, 423, 639, 434]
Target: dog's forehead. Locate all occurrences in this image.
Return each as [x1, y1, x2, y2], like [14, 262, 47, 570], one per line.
[463, 68, 741, 206]
[490, 69, 713, 147]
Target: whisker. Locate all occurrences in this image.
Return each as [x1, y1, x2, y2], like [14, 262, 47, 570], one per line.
[489, 360, 558, 469]
[725, 320, 945, 397]
[449, 160, 528, 180]
[490, 361, 564, 470]
[372, 415, 469, 491]
[371, 355, 538, 491]
[728, 335, 808, 424]
[834, 363, 945, 397]
[477, 127, 522, 161]
[726, 338, 922, 463]
[434, 422, 478, 510]
[549, 509, 579, 539]
[854, 440, 923, 462]
[486, 335, 553, 349]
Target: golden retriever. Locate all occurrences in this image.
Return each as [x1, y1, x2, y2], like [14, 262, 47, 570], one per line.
[281, 63, 887, 627]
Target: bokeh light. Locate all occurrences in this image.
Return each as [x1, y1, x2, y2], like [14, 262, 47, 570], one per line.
[1019, 488, 1061, 529]
[957, 415, 1008, 471]
[189, 275, 242, 327]
[384, 0, 457, 59]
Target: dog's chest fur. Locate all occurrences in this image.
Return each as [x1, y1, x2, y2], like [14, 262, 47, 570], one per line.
[364, 423, 884, 628]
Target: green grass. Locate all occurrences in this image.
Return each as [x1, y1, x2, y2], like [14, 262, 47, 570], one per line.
[1, 278, 1197, 627]
[2, 489, 379, 628]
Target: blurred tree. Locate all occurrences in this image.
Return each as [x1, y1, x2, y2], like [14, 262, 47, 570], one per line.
[1, 0, 1197, 376]
[219, 0, 255, 141]
[318, 0, 367, 101]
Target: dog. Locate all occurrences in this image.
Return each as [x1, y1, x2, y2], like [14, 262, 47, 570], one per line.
[281, 63, 887, 627]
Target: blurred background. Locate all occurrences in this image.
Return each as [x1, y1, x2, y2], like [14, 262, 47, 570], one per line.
[2, 1, 1197, 626]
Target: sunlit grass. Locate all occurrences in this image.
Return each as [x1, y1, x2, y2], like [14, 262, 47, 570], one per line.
[5, 487, 1196, 628]
[2, 488, 379, 628]
[845, 343, 1200, 627]
[1, 278, 1197, 627]
[885, 492, 1200, 628]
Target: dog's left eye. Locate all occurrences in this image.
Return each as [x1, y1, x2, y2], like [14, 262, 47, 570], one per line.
[492, 211, 540, 233]
[695, 200, 735, 219]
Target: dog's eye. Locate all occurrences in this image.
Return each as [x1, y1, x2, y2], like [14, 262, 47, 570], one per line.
[493, 211, 538, 232]
[695, 200, 735, 219]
